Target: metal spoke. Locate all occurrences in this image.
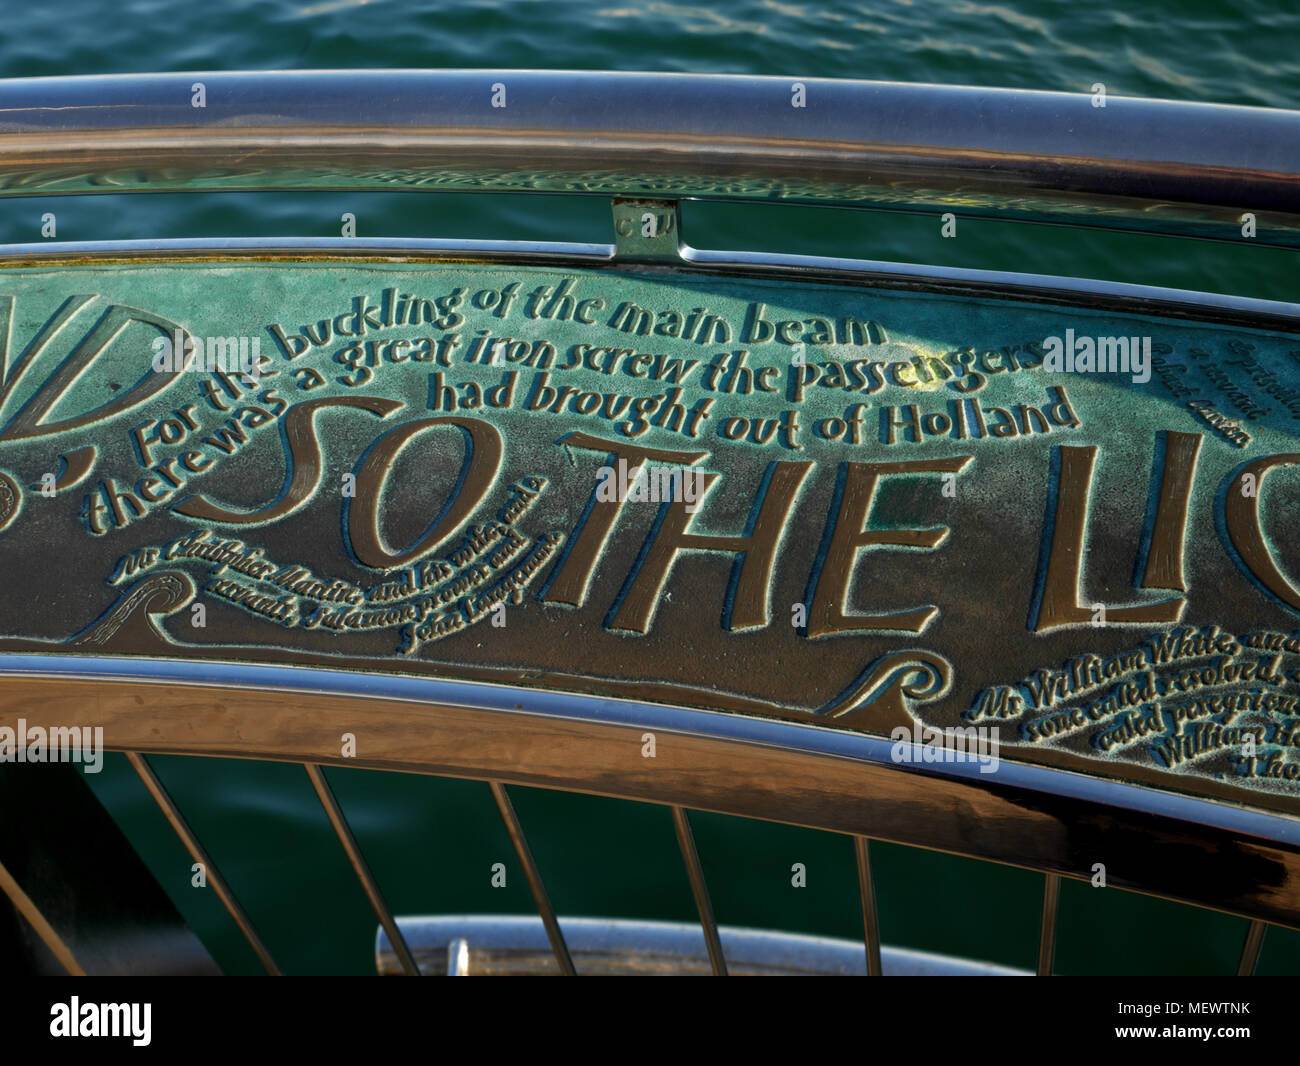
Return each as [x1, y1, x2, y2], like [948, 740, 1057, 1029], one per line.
[671, 806, 726, 976]
[0, 856, 84, 975]
[127, 751, 279, 976]
[304, 763, 419, 976]
[853, 837, 883, 976]
[1237, 920, 1267, 976]
[1037, 872, 1061, 976]
[489, 781, 575, 975]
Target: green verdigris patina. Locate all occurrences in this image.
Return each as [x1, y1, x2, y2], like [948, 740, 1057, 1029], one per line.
[0, 257, 1298, 813]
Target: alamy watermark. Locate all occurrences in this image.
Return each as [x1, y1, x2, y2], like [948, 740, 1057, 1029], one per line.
[50, 998, 150, 1046]
[1042, 329, 1151, 384]
[595, 457, 706, 513]
[890, 722, 1000, 774]
[0, 720, 103, 773]
[151, 330, 262, 380]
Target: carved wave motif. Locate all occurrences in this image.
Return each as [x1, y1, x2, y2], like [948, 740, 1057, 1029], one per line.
[817, 650, 954, 732]
[70, 572, 196, 649]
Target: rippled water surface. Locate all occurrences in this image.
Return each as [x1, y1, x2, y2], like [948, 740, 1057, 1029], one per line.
[3, 0, 1297, 974]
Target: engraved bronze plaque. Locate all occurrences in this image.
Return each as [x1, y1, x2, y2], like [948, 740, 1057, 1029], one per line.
[1, 257, 1299, 815]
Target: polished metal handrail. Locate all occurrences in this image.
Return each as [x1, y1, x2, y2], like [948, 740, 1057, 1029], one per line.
[374, 917, 1031, 976]
[0, 71, 1296, 977]
[2, 655, 1296, 954]
[0, 71, 1294, 246]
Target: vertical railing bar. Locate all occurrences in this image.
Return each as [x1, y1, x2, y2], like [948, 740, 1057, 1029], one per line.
[0, 856, 85, 975]
[671, 805, 726, 976]
[127, 751, 278, 976]
[853, 836, 883, 976]
[1037, 872, 1061, 976]
[1237, 920, 1267, 976]
[488, 781, 576, 976]
[303, 762, 419, 976]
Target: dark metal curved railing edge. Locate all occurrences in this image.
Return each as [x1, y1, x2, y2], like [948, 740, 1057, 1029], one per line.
[2, 653, 1298, 941]
[0, 71, 1295, 247]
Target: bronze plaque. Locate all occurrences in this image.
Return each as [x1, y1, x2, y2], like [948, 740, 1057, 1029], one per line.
[1, 257, 1298, 814]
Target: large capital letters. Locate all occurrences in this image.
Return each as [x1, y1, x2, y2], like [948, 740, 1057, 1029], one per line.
[1225, 452, 1300, 611]
[0, 298, 194, 441]
[348, 416, 502, 569]
[173, 395, 403, 523]
[541, 431, 708, 608]
[806, 456, 972, 637]
[610, 461, 813, 634]
[1031, 435, 1199, 632]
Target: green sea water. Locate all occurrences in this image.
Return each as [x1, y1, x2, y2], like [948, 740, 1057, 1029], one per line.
[1, 0, 1297, 974]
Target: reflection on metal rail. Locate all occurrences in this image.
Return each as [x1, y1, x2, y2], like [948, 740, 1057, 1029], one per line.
[375, 916, 1031, 977]
[0, 70, 1295, 977]
[2, 655, 1298, 925]
[0, 71, 1294, 246]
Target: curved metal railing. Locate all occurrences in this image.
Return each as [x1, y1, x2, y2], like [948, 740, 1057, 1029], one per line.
[0, 71, 1297, 976]
[0, 70, 1294, 245]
